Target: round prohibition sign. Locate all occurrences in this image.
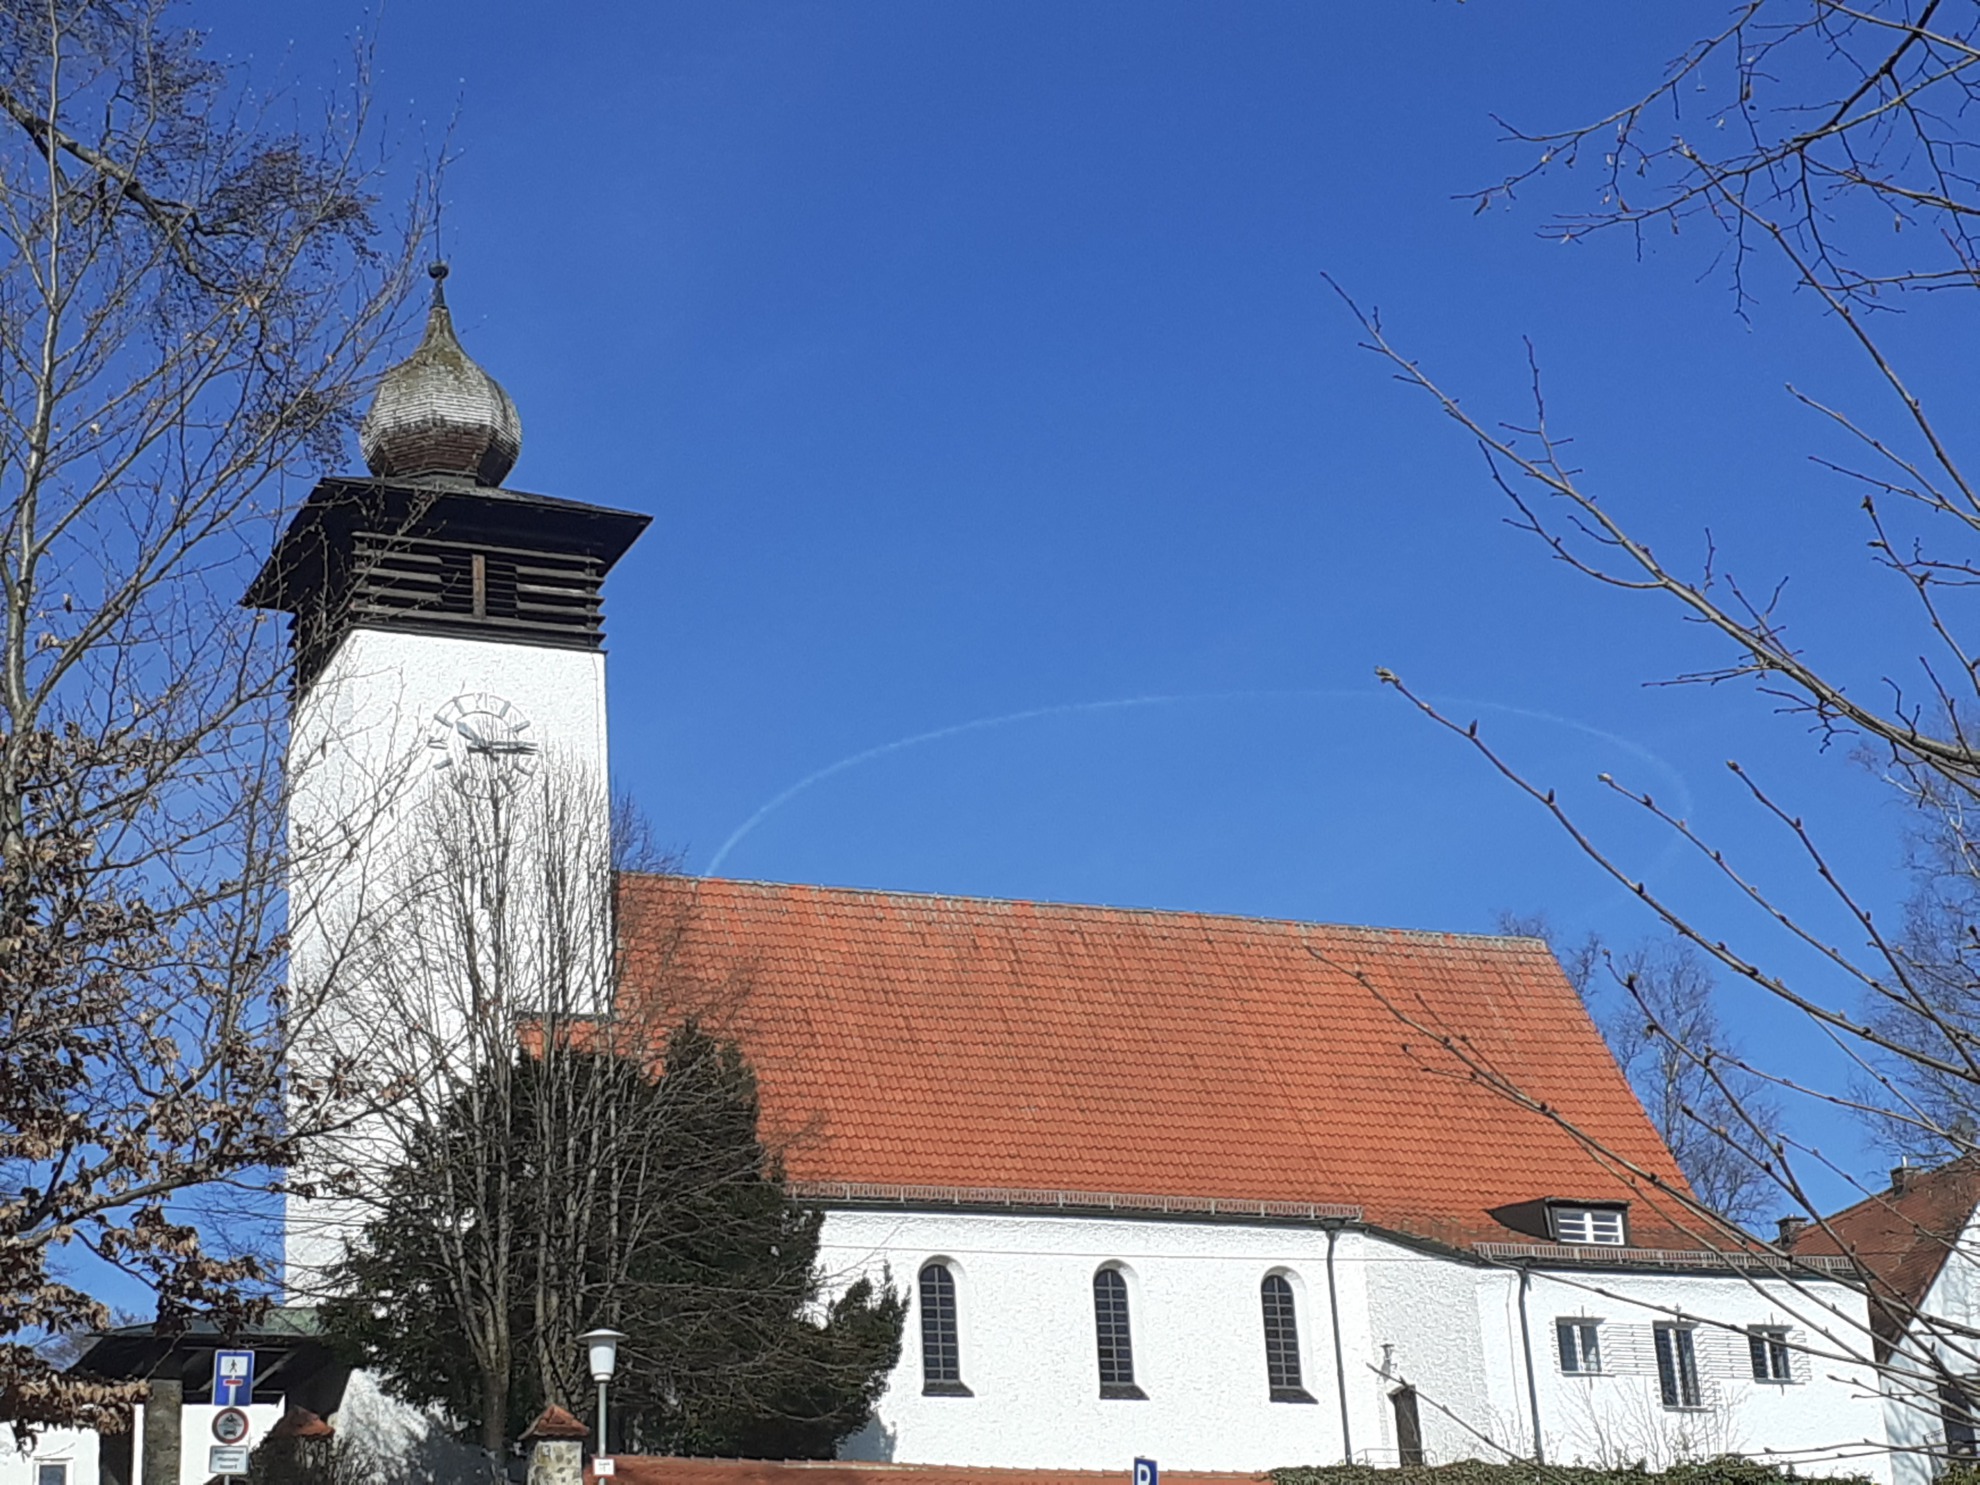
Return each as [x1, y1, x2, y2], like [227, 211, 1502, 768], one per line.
[212, 1408, 250, 1446]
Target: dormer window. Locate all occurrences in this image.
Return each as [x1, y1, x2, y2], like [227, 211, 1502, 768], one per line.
[1550, 1204, 1627, 1246]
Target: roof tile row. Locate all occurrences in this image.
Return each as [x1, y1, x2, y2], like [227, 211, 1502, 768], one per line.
[617, 876, 1702, 1250]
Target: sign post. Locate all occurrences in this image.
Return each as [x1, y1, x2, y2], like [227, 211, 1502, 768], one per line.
[1135, 1460, 1159, 1485]
[211, 1351, 255, 1482]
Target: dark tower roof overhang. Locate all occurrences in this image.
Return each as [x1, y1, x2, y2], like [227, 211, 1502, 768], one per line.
[245, 476, 651, 686]
[246, 475, 650, 612]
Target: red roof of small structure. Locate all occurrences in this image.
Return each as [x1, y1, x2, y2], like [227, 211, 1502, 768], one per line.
[1791, 1157, 1980, 1347]
[587, 1462, 1259, 1485]
[524, 1404, 592, 1442]
[617, 876, 1701, 1250]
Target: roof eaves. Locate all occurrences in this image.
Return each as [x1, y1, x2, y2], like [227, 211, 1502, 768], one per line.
[793, 1180, 1362, 1224]
[1473, 1239, 1860, 1276]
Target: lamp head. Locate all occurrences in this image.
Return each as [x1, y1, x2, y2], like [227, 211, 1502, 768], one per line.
[579, 1327, 627, 1383]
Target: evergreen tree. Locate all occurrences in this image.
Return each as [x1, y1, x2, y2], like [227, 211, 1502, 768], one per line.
[322, 1021, 903, 1457]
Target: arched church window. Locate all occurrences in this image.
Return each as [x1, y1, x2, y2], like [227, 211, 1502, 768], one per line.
[1261, 1274, 1314, 1402]
[1094, 1267, 1144, 1399]
[919, 1263, 969, 1396]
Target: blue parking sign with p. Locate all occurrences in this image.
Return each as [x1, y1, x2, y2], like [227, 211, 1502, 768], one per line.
[1134, 1460, 1158, 1485]
[213, 1350, 254, 1408]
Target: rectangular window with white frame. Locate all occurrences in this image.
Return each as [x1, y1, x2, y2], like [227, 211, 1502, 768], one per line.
[1748, 1325, 1794, 1383]
[1557, 1318, 1603, 1375]
[36, 1462, 69, 1485]
[1655, 1323, 1704, 1409]
[1551, 1205, 1626, 1246]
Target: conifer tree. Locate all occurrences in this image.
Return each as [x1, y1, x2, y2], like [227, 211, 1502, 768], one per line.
[322, 1022, 903, 1458]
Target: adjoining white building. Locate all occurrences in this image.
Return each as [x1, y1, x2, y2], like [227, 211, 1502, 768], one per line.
[13, 272, 1906, 1485]
[1791, 1159, 1980, 1485]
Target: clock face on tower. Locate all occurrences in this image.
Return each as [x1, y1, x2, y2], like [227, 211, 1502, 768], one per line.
[427, 692, 539, 790]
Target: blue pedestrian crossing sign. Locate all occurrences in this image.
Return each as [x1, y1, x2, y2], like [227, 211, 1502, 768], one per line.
[1134, 1460, 1158, 1485]
[213, 1350, 254, 1408]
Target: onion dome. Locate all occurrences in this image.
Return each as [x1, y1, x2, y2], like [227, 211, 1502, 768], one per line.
[359, 264, 522, 486]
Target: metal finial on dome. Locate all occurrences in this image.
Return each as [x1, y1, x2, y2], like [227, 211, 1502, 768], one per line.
[359, 266, 521, 487]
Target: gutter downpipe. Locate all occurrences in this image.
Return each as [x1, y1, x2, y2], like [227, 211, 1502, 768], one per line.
[1325, 1224, 1353, 1463]
[1516, 1264, 1545, 1463]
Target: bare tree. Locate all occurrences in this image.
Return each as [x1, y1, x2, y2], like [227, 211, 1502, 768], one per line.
[1321, 2, 1980, 1467]
[1500, 913, 1786, 1226]
[305, 758, 620, 1455]
[0, 0, 429, 1435]
[316, 760, 900, 1459]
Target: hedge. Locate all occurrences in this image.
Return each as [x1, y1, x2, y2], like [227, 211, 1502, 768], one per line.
[1272, 1460, 1883, 1485]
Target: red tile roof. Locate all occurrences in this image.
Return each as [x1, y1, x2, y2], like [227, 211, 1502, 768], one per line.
[589, 1464, 1258, 1485]
[1791, 1158, 1980, 1349]
[617, 876, 1701, 1250]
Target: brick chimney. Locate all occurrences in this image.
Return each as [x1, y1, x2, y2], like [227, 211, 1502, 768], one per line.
[1893, 1162, 1916, 1193]
[1777, 1215, 1809, 1246]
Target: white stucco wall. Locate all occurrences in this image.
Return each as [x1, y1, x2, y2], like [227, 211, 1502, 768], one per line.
[284, 624, 613, 1289]
[1517, 1268, 1887, 1478]
[0, 1429, 97, 1485]
[817, 1207, 1891, 1479]
[820, 1207, 1357, 1472]
[3, 1402, 287, 1485]
[1364, 1232, 1503, 1463]
[1881, 1206, 1980, 1485]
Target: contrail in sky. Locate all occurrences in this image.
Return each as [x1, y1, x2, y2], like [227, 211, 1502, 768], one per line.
[703, 687, 1693, 878]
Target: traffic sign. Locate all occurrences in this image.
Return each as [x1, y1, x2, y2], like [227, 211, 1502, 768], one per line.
[212, 1408, 250, 1445]
[594, 1461, 616, 1477]
[213, 1350, 254, 1408]
[1134, 1460, 1159, 1485]
[209, 1445, 250, 1477]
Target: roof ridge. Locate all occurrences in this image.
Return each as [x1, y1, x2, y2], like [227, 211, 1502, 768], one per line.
[1806, 1154, 1980, 1228]
[622, 871, 1553, 948]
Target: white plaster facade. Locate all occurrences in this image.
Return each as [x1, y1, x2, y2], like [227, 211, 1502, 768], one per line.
[283, 623, 614, 1287]
[0, 1404, 286, 1485]
[0, 1427, 96, 1485]
[818, 1206, 1892, 1479]
[1870, 1205, 1980, 1485]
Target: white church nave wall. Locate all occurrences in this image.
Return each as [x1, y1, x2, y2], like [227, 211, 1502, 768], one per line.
[820, 1208, 1355, 1471]
[816, 1209, 1890, 1479]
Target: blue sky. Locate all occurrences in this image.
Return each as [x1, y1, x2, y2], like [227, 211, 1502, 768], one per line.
[193, 1, 1980, 1210]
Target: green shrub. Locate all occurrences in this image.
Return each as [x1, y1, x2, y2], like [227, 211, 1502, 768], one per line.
[1272, 1459, 1878, 1485]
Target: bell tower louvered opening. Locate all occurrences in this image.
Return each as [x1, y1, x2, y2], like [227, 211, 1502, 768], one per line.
[245, 476, 651, 691]
[349, 532, 603, 642]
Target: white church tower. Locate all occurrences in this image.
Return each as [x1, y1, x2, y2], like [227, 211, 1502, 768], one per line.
[245, 265, 649, 1288]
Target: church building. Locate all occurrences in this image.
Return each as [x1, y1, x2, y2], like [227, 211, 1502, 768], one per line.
[3, 272, 1907, 1485]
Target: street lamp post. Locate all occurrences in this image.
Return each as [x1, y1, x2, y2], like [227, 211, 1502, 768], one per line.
[579, 1328, 627, 1457]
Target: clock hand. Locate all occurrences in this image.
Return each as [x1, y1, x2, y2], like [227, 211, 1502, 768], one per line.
[460, 737, 537, 757]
